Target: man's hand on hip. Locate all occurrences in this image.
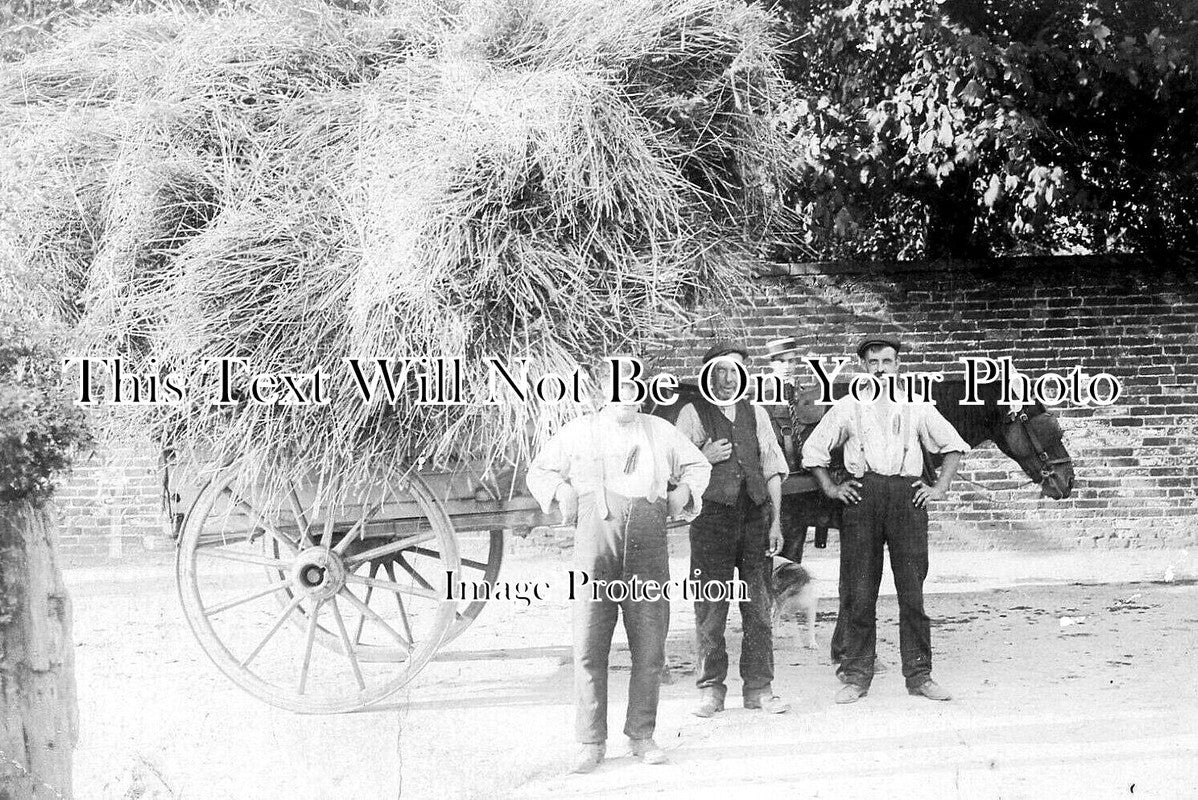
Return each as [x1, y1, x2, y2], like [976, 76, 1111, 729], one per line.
[911, 481, 947, 507]
[826, 479, 862, 505]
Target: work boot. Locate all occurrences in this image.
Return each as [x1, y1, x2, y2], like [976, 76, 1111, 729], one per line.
[629, 738, 667, 765]
[571, 742, 605, 774]
[908, 679, 952, 701]
[744, 693, 790, 713]
[692, 689, 725, 718]
[834, 683, 867, 704]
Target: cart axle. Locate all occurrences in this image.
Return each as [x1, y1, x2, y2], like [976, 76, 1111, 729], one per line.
[290, 547, 347, 600]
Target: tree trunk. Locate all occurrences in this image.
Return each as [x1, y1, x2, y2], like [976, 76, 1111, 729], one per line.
[0, 501, 77, 800]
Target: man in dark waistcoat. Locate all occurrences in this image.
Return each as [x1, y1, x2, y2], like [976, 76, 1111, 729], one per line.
[674, 341, 790, 717]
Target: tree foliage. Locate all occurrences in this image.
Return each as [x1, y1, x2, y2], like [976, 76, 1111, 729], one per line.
[773, 0, 1198, 260]
[0, 312, 91, 506]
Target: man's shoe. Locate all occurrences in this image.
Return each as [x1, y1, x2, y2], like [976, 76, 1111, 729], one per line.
[835, 684, 867, 704]
[629, 738, 667, 765]
[744, 694, 790, 714]
[571, 743, 605, 774]
[908, 679, 952, 701]
[692, 691, 725, 718]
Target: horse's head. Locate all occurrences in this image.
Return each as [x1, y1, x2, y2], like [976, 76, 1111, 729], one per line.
[992, 405, 1074, 499]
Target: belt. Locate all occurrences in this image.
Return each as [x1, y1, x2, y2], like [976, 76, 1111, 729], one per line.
[860, 471, 921, 480]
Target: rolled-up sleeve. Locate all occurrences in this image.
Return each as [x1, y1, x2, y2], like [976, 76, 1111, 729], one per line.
[526, 425, 573, 514]
[665, 425, 712, 518]
[754, 406, 789, 479]
[800, 401, 850, 469]
[672, 402, 708, 448]
[918, 406, 971, 455]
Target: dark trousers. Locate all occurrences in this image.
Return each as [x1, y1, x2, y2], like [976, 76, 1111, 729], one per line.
[574, 491, 670, 744]
[689, 487, 773, 700]
[779, 493, 807, 563]
[835, 473, 932, 690]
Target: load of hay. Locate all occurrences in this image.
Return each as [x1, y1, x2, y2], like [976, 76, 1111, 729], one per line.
[0, 0, 792, 493]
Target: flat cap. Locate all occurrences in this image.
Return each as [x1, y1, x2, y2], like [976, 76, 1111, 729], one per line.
[701, 340, 749, 364]
[856, 336, 902, 359]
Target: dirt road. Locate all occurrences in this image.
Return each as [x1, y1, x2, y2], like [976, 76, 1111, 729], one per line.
[67, 547, 1198, 799]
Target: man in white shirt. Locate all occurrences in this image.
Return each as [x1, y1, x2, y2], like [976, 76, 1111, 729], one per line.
[673, 341, 790, 717]
[527, 367, 711, 773]
[801, 337, 969, 704]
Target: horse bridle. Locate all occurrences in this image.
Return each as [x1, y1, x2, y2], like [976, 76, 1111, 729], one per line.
[954, 407, 1069, 496]
[1008, 408, 1071, 479]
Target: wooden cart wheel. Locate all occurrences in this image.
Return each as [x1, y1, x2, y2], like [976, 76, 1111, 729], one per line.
[439, 528, 504, 645]
[176, 467, 460, 714]
[259, 512, 502, 651]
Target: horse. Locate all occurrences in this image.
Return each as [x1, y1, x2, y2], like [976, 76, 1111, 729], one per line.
[646, 375, 1075, 562]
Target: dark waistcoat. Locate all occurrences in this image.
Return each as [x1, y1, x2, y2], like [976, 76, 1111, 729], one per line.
[690, 397, 768, 507]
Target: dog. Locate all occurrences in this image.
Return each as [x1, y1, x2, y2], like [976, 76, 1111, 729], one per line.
[770, 555, 818, 649]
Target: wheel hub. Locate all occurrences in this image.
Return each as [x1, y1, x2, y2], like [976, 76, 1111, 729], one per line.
[289, 547, 346, 600]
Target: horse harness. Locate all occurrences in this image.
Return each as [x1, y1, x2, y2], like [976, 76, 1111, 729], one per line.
[1006, 408, 1070, 483]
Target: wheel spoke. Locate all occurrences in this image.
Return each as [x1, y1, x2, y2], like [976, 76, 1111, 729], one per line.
[242, 594, 304, 668]
[205, 579, 290, 616]
[261, 524, 300, 557]
[288, 485, 312, 546]
[409, 546, 487, 571]
[298, 598, 324, 695]
[319, 478, 343, 549]
[352, 563, 378, 646]
[222, 488, 300, 556]
[346, 571, 440, 601]
[344, 531, 436, 566]
[333, 500, 386, 556]
[197, 548, 289, 568]
[329, 596, 365, 690]
[394, 556, 434, 592]
[384, 562, 415, 642]
[338, 587, 412, 653]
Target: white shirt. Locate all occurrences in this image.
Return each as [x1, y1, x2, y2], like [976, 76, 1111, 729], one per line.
[526, 411, 712, 519]
[801, 394, 970, 478]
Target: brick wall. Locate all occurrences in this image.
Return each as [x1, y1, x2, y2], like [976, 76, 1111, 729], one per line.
[53, 440, 167, 562]
[649, 254, 1198, 550]
[51, 254, 1198, 559]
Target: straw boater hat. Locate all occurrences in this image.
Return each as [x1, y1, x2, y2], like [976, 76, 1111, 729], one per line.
[766, 336, 799, 361]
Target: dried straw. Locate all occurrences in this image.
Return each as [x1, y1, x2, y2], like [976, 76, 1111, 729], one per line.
[1, 0, 793, 494]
